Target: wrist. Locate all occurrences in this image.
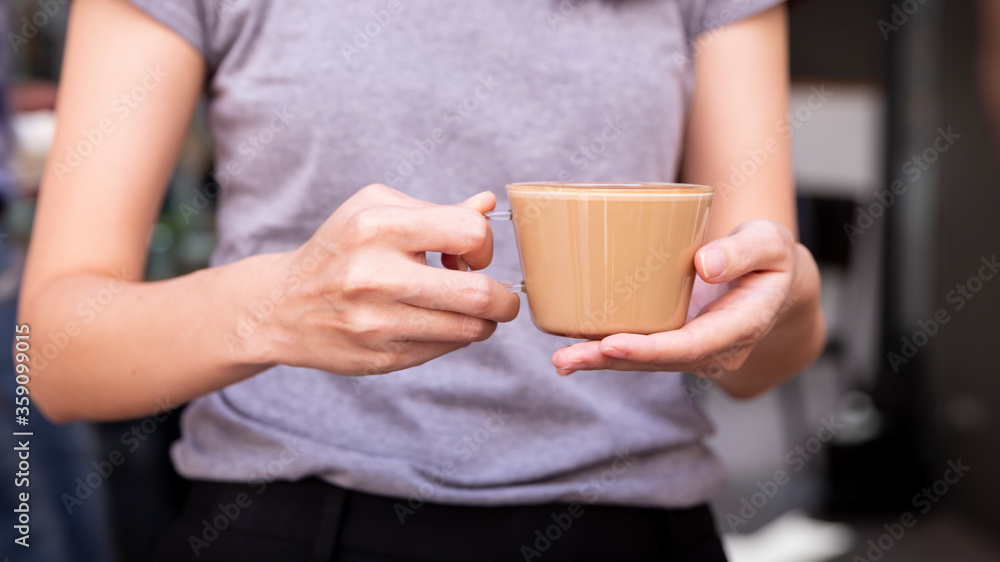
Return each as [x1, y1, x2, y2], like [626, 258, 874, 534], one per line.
[219, 251, 297, 369]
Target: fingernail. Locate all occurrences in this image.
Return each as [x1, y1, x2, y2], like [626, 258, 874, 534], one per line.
[601, 347, 627, 359]
[701, 249, 726, 279]
[560, 362, 587, 373]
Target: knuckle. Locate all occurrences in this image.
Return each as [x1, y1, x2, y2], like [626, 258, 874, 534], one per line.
[778, 227, 795, 247]
[469, 213, 491, 246]
[751, 219, 792, 247]
[744, 217, 772, 232]
[731, 241, 754, 270]
[453, 210, 490, 251]
[367, 349, 400, 374]
[339, 262, 378, 298]
[677, 337, 709, 365]
[348, 208, 400, 244]
[461, 274, 495, 315]
[458, 316, 496, 342]
[767, 221, 793, 247]
[347, 208, 383, 242]
[497, 294, 519, 322]
[477, 321, 498, 341]
[344, 309, 387, 341]
[681, 347, 707, 366]
[361, 183, 393, 196]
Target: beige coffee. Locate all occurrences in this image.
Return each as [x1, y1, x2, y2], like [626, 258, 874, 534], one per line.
[507, 183, 713, 339]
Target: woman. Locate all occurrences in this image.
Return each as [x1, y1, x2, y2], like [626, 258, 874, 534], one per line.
[23, 0, 824, 560]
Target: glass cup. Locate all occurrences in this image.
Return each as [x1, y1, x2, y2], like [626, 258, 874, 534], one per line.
[486, 182, 714, 339]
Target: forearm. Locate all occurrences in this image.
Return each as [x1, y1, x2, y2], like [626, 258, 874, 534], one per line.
[713, 246, 826, 398]
[19, 252, 287, 423]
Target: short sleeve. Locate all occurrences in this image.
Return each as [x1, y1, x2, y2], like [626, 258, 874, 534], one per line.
[680, 0, 787, 40]
[127, 0, 210, 61]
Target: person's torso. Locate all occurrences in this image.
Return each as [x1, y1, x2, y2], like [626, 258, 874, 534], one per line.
[175, 0, 726, 508]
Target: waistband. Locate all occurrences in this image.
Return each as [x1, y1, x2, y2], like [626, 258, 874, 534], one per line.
[158, 478, 727, 561]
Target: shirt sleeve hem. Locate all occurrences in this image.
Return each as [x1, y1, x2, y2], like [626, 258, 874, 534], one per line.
[691, 0, 786, 39]
[128, 1, 208, 61]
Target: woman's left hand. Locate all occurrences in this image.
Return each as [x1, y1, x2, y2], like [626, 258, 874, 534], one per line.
[551, 219, 818, 378]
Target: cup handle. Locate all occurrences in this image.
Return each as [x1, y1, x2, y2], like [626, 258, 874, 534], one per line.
[471, 209, 524, 293]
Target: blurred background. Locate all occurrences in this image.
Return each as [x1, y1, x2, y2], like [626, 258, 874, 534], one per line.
[2, 0, 999, 561]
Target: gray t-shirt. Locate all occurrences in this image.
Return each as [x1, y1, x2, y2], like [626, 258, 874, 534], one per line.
[129, 0, 782, 508]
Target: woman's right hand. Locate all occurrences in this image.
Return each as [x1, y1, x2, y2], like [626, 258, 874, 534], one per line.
[24, 1, 522, 421]
[255, 184, 520, 376]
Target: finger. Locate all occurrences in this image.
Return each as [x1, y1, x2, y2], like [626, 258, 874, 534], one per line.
[448, 191, 497, 270]
[395, 341, 471, 371]
[442, 190, 496, 271]
[551, 340, 605, 375]
[695, 219, 794, 283]
[552, 274, 788, 373]
[354, 341, 470, 376]
[442, 191, 495, 270]
[317, 184, 437, 245]
[456, 190, 497, 214]
[551, 339, 696, 375]
[345, 183, 436, 214]
[393, 305, 499, 343]
[396, 263, 520, 323]
[440, 254, 473, 272]
[350, 205, 495, 266]
[552, 339, 673, 375]
[441, 253, 463, 271]
[600, 279, 785, 363]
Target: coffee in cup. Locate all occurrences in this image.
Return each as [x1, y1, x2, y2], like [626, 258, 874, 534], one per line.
[489, 182, 714, 339]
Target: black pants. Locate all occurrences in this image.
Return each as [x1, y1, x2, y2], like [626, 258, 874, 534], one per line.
[152, 478, 728, 562]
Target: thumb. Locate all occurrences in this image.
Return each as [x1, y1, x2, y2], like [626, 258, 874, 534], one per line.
[695, 220, 792, 283]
